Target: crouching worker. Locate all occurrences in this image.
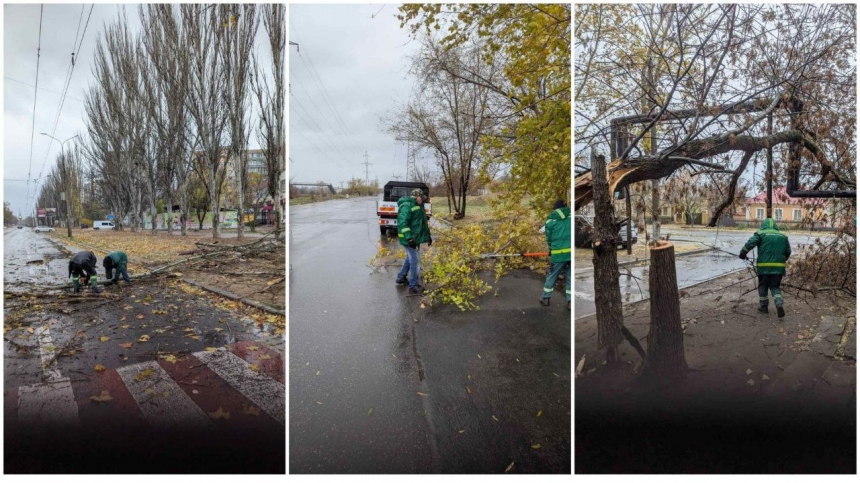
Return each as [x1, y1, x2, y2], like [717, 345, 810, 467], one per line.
[104, 251, 131, 286]
[739, 218, 791, 318]
[69, 251, 102, 294]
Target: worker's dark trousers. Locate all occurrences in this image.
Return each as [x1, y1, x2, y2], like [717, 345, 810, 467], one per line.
[757, 274, 784, 308]
[542, 261, 571, 302]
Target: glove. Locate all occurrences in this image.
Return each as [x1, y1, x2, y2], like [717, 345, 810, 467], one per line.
[739, 253, 747, 260]
[408, 239, 418, 248]
[428, 236, 433, 246]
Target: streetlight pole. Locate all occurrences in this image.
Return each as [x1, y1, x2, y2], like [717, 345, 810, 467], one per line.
[41, 133, 79, 238]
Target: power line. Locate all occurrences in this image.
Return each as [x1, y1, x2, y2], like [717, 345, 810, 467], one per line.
[289, 98, 354, 166]
[25, 4, 44, 217]
[290, 75, 356, 161]
[4, 76, 85, 103]
[288, 122, 351, 171]
[289, 20, 363, 156]
[31, 4, 94, 209]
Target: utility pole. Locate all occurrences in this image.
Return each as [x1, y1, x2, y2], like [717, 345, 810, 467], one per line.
[362, 151, 372, 185]
[406, 141, 416, 181]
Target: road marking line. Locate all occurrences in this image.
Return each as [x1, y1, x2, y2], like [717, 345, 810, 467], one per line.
[116, 361, 213, 429]
[35, 326, 63, 382]
[193, 348, 285, 424]
[18, 378, 81, 428]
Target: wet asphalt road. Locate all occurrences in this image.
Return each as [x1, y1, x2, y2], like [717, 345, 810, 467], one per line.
[574, 227, 836, 318]
[4, 227, 285, 473]
[289, 197, 571, 473]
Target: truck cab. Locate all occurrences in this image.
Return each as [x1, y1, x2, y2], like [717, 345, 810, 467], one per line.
[377, 181, 432, 235]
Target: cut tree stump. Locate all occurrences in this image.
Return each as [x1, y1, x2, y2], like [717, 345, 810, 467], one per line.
[643, 241, 688, 380]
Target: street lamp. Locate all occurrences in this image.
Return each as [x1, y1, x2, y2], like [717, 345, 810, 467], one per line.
[41, 133, 79, 238]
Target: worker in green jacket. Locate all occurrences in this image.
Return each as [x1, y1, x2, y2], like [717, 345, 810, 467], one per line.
[541, 200, 572, 309]
[739, 218, 792, 318]
[395, 188, 432, 295]
[103, 251, 132, 286]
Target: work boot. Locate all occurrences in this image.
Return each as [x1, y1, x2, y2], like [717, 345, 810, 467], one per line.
[777, 306, 785, 318]
[395, 277, 408, 286]
[73, 283, 81, 294]
[757, 306, 768, 314]
[540, 298, 550, 307]
[408, 286, 424, 295]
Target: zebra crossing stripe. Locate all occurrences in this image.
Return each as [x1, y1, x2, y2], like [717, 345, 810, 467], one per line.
[35, 326, 63, 383]
[18, 378, 81, 428]
[193, 348, 285, 424]
[116, 361, 213, 429]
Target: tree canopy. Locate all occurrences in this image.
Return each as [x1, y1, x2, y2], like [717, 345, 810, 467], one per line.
[575, 4, 856, 222]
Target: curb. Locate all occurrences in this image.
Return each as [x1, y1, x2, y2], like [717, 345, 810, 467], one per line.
[574, 266, 748, 321]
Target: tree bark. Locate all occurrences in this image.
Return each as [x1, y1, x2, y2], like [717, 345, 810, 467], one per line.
[591, 153, 624, 362]
[643, 241, 688, 379]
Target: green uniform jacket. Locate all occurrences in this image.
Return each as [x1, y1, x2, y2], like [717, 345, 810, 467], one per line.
[397, 196, 431, 247]
[740, 218, 791, 275]
[545, 207, 571, 263]
[105, 251, 128, 272]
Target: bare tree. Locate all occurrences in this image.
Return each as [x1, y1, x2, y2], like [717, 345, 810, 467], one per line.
[183, 4, 230, 239]
[140, 4, 193, 235]
[385, 35, 497, 219]
[252, 3, 285, 237]
[220, 4, 259, 239]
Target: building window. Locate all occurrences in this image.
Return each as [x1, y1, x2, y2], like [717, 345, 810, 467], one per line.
[756, 208, 764, 220]
[662, 207, 670, 216]
[774, 208, 783, 221]
[793, 209, 802, 221]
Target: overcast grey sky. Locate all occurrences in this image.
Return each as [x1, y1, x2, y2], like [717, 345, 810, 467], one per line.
[4, 4, 278, 219]
[288, 3, 435, 188]
[3, 4, 125, 218]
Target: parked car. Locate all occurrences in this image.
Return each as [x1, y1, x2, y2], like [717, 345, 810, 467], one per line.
[574, 215, 638, 249]
[16, 225, 23, 229]
[93, 220, 116, 230]
[34, 226, 55, 233]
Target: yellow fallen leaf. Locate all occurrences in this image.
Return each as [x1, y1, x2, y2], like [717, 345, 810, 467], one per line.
[161, 354, 178, 364]
[467, 374, 472, 380]
[27, 327, 34, 334]
[466, 387, 471, 394]
[100, 336, 110, 342]
[122, 305, 133, 310]
[259, 354, 272, 360]
[90, 390, 113, 403]
[94, 364, 106, 372]
[458, 429, 465, 434]
[536, 410, 543, 417]
[367, 407, 374, 416]
[316, 401, 323, 405]
[247, 345, 260, 351]
[531, 444, 541, 450]
[417, 392, 428, 396]
[208, 407, 230, 420]
[119, 342, 133, 349]
[505, 461, 515, 473]
[120, 316, 127, 322]
[248, 364, 261, 372]
[204, 347, 217, 352]
[135, 368, 154, 382]
[138, 334, 150, 342]
[492, 415, 499, 422]
[316, 371, 320, 376]
[242, 405, 262, 416]
[136, 314, 145, 320]
[477, 354, 482, 359]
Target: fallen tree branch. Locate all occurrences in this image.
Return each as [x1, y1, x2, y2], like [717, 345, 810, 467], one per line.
[181, 278, 285, 316]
